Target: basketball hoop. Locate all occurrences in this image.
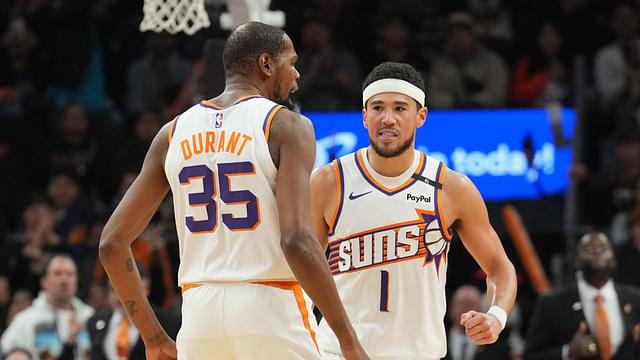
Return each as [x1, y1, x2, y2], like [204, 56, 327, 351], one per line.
[140, 0, 211, 35]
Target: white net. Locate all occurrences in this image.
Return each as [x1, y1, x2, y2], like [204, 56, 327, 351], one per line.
[140, 0, 211, 35]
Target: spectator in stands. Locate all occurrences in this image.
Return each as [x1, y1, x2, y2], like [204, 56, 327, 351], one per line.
[511, 22, 569, 107]
[116, 109, 163, 179]
[1, 199, 61, 294]
[573, 128, 640, 228]
[0, 16, 44, 119]
[524, 232, 640, 360]
[369, 16, 420, 70]
[295, 19, 362, 111]
[84, 281, 110, 313]
[49, 102, 103, 190]
[4, 290, 32, 333]
[0, 254, 94, 360]
[47, 171, 94, 261]
[430, 12, 508, 109]
[468, 0, 515, 65]
[594, 2, 640, 111]
[125, 31, 192, 116]
[45, 0, 119, 113]
[615, 206, 640, 288]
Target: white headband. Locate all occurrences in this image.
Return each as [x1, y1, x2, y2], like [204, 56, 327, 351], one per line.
[362, 78, 425, 107]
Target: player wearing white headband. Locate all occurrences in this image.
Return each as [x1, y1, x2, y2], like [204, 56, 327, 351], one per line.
[310, 62, 517, 359]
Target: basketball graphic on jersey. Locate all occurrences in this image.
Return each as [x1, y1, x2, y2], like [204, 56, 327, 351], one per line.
[424, 219, 447, 256]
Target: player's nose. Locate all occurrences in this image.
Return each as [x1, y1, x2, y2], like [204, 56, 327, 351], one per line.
[381, 110, 397, 125]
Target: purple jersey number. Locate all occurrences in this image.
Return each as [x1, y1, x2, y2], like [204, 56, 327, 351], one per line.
[179, 161, 259, 233]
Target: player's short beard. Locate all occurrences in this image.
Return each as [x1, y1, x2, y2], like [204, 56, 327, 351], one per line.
[369, 133, 415, 158]
[273, 80, 295, 110]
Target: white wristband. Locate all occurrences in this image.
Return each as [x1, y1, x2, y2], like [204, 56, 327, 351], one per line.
[487, 305, 507, 330]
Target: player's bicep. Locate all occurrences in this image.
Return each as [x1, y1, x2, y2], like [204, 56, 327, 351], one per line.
[102, 123, 171, 245]
[450, 173, 507, 273]
[271, 112, 316, 234]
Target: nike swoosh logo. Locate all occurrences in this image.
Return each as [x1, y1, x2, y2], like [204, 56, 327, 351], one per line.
[348, 191, 372, 200]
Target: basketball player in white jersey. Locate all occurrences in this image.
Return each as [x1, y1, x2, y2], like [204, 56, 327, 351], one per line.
[99, 22, 368, 360]
[310, 62, 518, 360]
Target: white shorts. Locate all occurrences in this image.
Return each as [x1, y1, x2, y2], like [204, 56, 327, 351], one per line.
[322, 350, 345, 359]
[322, 350, 441, 360]
[177, 282, 321, 360]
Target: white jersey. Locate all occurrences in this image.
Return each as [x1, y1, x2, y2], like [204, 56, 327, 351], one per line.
[165, 96, 295, 286]
[318, 148, 453, 360]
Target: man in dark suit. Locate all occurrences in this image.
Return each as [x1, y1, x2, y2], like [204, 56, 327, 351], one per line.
[524, 232, 640, 360]
[87, 266, 180, 360]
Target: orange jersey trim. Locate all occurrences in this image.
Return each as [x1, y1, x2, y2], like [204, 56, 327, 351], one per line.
[327, 159, 344, 236]
[263, 105, 286, 142]
[355, 150, 426, 195]
[167, 117, 178, 144]
[200, 95, 263, 110]
[436, 164, 452, 239]
[181, 283, 203, 294]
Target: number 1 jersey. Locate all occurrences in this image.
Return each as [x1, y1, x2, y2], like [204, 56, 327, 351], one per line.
[318, 149, 453, 360]
[165, 96, 294, 286]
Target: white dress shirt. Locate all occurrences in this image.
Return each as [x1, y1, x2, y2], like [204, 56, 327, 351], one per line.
[576, 275, 625, 355]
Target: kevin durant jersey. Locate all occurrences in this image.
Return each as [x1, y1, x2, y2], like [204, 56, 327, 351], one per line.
[165, 96, 294, 286]
[317, 148, 453, 360]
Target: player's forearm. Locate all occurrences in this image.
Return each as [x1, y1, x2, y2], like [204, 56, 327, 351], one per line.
[281, 230, 358, 345]
[99, 237, 169, 345]
[485, 258, 517, 313]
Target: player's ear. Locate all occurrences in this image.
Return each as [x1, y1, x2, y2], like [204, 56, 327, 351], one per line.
[259, 53, 273, 76]
[416, 106, 428, 128]
[362, 108, 368, 129]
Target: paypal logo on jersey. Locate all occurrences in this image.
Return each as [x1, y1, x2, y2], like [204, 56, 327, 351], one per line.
[306, 108, 575, 202]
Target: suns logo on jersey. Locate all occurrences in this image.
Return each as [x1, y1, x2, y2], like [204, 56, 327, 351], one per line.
[328, 209, 450, 275]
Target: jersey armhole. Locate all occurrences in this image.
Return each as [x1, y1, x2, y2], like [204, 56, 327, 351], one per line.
[327, 159, 345, 236]
[262, 105, 286, 141]
[435, 162, 453, 240]
[167, 116, 179, 144]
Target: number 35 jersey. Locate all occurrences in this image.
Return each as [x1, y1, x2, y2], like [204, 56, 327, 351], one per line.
[164, 96, 295, 286]
[317, 148, 453, 360]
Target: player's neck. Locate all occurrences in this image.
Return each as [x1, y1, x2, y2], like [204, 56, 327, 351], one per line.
[219, 79, 266, 101]
[366, 147, 415, 177]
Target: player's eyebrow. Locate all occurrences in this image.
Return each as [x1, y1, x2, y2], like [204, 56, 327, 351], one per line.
[370, 99, 410, 106]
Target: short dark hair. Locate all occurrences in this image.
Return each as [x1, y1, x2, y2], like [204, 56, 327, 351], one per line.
[362, 62, 426, 107]
[222, 21, 287, 77]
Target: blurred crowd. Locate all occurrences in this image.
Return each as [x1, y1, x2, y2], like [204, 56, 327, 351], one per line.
[2, 0, 640, 359]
